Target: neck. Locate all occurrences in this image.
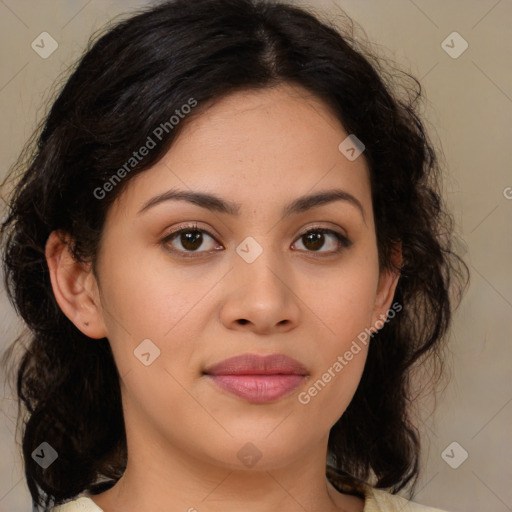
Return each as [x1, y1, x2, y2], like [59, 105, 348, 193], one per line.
[89, 392, 364, 512]
[89, 437, 362, 512]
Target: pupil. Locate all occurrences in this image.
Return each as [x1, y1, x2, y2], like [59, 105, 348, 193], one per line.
[182, 231, 202, 250]
[305, 232, 323, 251]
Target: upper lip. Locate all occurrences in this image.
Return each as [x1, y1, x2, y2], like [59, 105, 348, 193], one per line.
[203, 353, 308, 376]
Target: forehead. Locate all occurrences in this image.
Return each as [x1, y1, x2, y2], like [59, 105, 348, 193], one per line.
[109, 83, 372, 221]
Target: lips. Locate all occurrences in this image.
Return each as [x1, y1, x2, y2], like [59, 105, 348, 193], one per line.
[203, 353, 308, 403]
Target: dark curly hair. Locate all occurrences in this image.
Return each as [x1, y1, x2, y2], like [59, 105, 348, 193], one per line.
[0, 0, 469, 509]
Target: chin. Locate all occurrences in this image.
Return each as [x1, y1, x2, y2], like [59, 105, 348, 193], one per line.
[198, 435, 312, 472]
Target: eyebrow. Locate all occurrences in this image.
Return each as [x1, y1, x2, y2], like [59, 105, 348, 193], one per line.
[137, 187, 365, 222]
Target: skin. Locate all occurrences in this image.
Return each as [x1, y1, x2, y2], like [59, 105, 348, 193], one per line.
[46, 83, 401, 512]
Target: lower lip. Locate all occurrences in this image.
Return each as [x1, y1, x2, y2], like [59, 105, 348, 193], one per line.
[206, 374, 305, 403]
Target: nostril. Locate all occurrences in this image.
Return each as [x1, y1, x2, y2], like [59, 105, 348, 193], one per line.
[237, 319, 249, 325]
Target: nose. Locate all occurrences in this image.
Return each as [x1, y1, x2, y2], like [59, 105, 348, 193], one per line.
[219, 244, 301, 335]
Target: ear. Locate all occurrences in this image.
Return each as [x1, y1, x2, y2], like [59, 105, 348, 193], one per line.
[45, 230, 107, 339]
[370, 242, 402, 327]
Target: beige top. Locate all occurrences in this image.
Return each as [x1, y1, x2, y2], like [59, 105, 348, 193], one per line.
[49, 481, 450, 512]
[49, 466, 449, 512]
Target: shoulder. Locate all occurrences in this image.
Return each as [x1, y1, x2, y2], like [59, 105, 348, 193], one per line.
[326, 466, 450, 512]
[49, 496, 104, 512]
[364, 486, 451, 512]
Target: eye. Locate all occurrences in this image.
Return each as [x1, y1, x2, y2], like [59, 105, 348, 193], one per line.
[161, 223, 222, 256]
[161, 224, 352, 258]
[292, 227, 352, 254]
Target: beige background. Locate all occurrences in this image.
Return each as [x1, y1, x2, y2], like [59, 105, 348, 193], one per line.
[1, 1, 511, 511]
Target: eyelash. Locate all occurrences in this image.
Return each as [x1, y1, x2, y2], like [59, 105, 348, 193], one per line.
[161, 222, 352, 258]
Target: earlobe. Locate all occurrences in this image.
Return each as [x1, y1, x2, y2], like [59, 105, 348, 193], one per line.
[45, 230, 107, 339]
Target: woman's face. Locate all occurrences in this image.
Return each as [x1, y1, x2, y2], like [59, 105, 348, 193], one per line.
[68, 84, 399, 471]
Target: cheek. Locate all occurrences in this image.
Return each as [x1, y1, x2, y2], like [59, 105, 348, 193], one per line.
[306, 252, 379, 344]
[97, 244, 211, 373]
[99, 237, 206, 325]
[294, 253, 378, 421]
[298, 296, 372, 430]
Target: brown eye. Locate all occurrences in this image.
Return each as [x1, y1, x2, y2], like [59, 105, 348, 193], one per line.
[162, 224, 221, 255]
[176, 230, 205, 251]
[292, 228, 351, 254]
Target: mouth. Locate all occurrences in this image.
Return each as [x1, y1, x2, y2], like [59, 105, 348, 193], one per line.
[203, 353, 308, 403]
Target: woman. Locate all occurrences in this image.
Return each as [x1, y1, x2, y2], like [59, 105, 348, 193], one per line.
[0, 0, 469, 510]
